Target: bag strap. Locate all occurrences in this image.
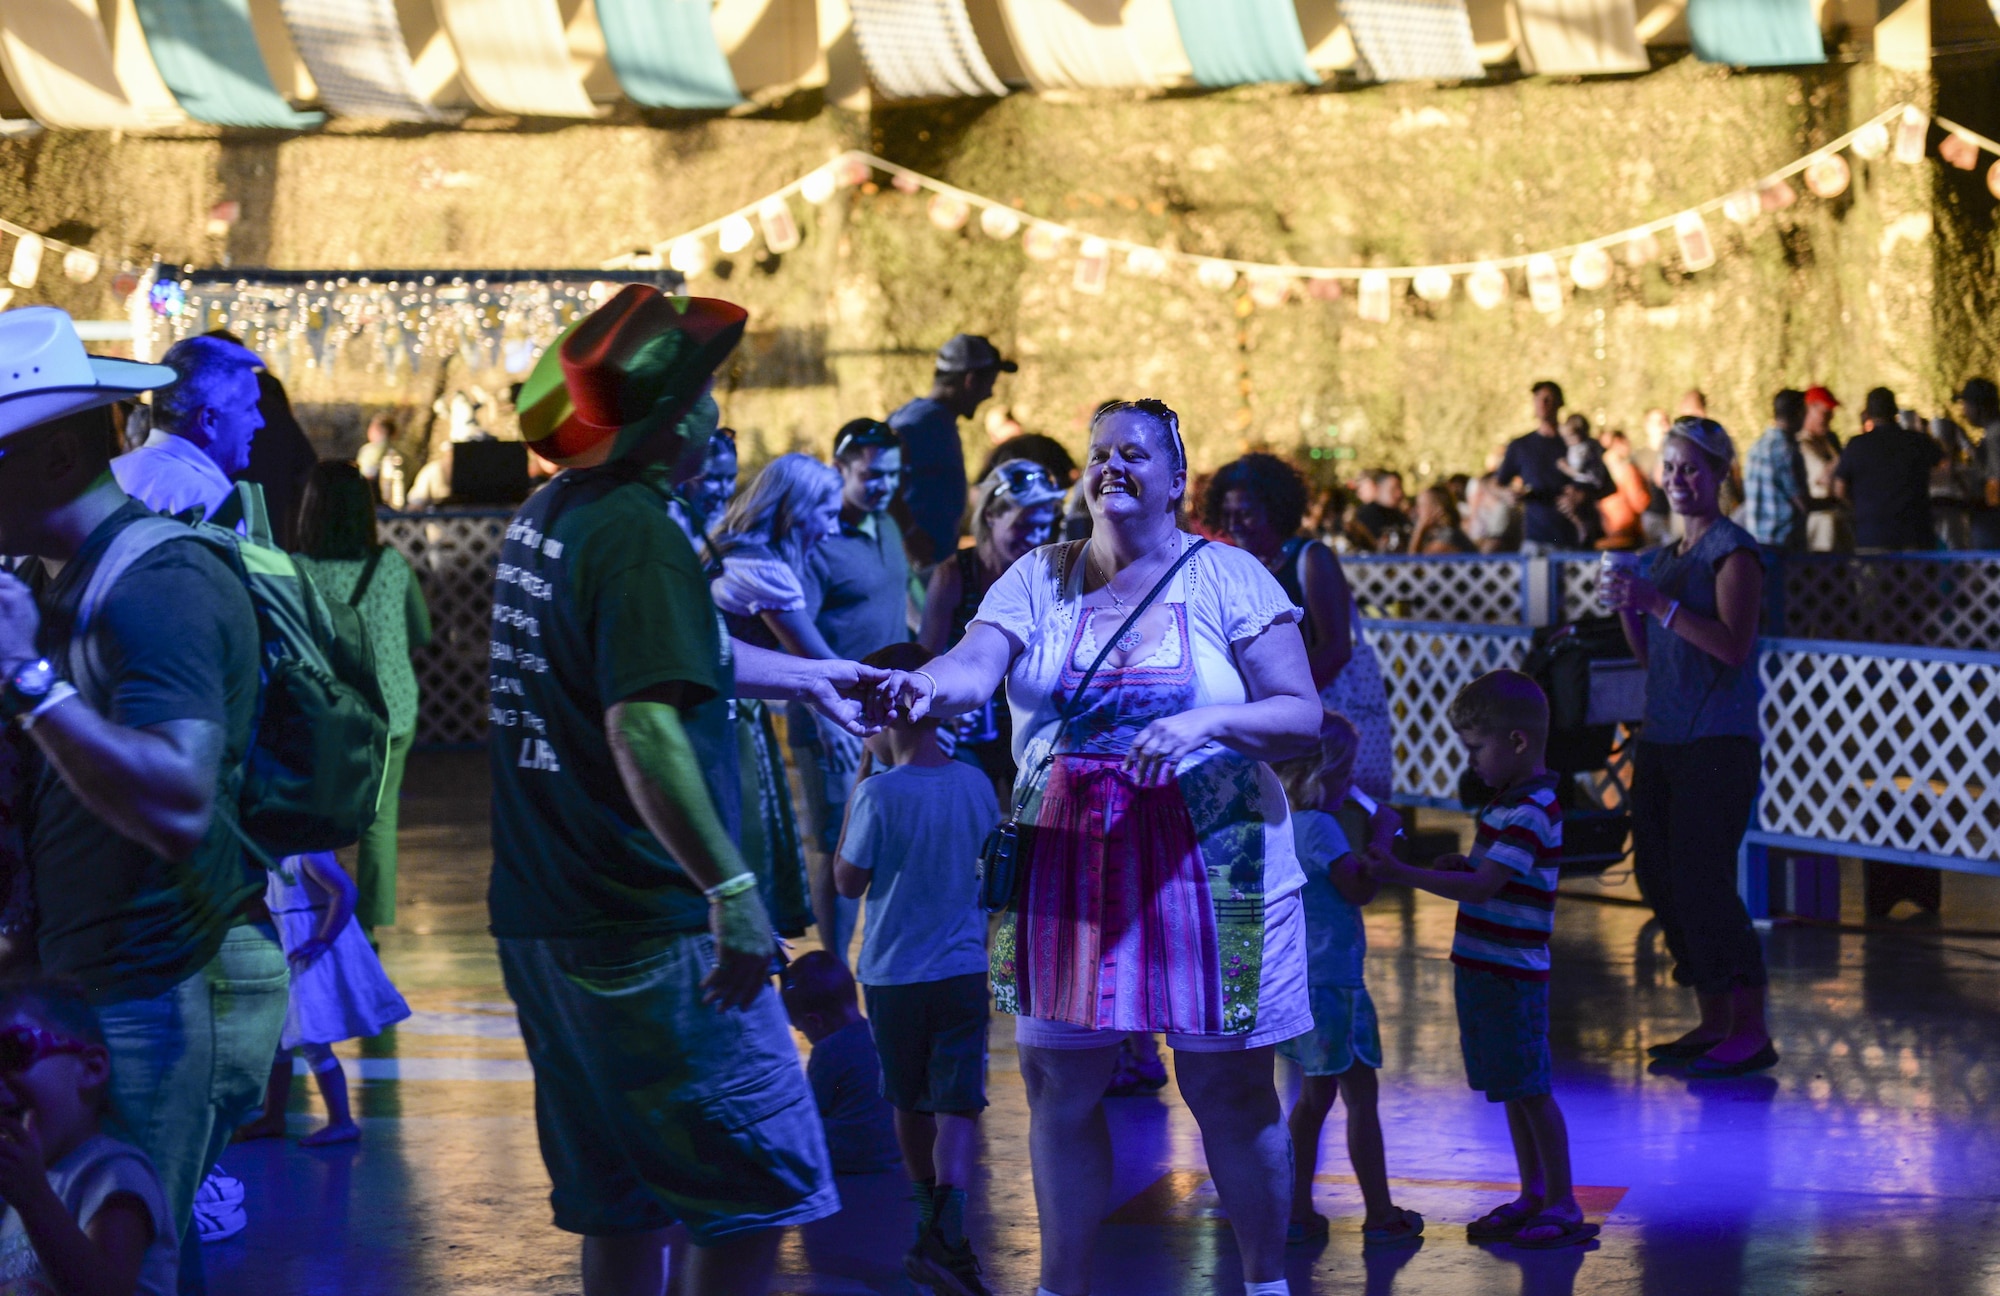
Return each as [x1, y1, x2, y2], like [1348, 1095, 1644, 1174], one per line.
[1002, 536, 1207, 823]
[347, 547, 386, 607]
[69, 516, 192, 710]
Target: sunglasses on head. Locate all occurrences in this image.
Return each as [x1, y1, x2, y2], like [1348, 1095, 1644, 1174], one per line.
[833, 422, 899, 460]
[0, 1026, 90, 1074]
[992, 461, 1056, 501]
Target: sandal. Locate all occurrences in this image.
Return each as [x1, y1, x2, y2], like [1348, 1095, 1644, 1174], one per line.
[1466, 1200, 1539, 1242]
[1286, 1213, 1331, 1247]
[1508, 1213, 1601, 1250]
[1362, 1207, 1425, 1252]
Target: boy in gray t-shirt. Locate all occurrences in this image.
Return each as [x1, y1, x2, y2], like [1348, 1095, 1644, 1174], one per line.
[835, 644, 1000, 1296]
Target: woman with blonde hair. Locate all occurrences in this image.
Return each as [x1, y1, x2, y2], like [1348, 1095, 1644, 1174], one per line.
[710, 452, 845, 938]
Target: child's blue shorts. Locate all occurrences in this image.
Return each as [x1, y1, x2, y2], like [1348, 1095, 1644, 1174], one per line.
[1276, 985, 1382, 1077]
[1453, 964, 1552, 1102]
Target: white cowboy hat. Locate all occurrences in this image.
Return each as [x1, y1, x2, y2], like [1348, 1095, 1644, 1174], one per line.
[0, 307, 177, 440]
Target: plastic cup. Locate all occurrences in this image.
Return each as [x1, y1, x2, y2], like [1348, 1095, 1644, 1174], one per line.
[1599, 551, 1640, 611]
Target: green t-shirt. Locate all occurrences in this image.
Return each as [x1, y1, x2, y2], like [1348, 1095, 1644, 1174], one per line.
[486, 468, 740, 939]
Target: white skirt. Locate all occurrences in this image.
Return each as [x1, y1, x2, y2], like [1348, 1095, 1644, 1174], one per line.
[272, 904, 412, 1050]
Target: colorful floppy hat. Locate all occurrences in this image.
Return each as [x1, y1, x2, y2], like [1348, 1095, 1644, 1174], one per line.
[517, 286, 747, 467]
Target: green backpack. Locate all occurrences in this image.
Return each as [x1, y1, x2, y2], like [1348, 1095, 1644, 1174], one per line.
[70, 483, 392, 865]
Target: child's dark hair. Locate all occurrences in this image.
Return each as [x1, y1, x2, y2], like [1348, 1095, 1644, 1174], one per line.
[862, 642, 936, 674]
[780, 950, 857, 1020]
[1447, 670, 1549, 743]
[0, 976, 107, 1050]
[1274, 711, 1360, 812]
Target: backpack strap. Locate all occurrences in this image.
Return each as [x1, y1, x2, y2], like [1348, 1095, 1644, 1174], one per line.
[69, 516, 193, 711]
[206, 482, 274, 547]
[347, 548, 386, 607]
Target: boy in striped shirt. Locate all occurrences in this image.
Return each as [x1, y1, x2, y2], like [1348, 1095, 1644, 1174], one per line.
[1364, 670, 1596, 1250]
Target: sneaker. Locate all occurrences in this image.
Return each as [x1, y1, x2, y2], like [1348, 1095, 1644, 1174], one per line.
[904, 1230, 991, 1296]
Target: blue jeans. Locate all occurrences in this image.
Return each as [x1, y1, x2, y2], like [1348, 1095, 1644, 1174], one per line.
[99, 923, 291, 1232]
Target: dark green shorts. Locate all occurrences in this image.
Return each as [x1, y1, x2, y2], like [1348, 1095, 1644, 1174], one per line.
[500, 931, 838, 1242]
[1453, 963, 1553, 1103]
[863, 972, 990, 1114]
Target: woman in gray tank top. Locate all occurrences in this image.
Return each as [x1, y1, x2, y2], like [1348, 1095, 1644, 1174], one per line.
[1601, 417, 1776, 1079]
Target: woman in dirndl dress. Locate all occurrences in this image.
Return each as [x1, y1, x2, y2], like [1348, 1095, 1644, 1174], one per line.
[886, 400, 1321, 1295]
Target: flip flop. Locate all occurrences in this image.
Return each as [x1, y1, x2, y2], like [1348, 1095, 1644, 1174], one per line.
[1508, 1213, 1601, 1250]
[1363, 1208, 1426, 1252]
[1466, 1201, 1539, 1242]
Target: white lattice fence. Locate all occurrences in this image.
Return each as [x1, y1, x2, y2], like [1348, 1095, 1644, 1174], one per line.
[1558, 558, 1605, 623]
[1757, 641, 2000, 866]
[382, 511, 511, 746]
[1361, 621, 1531, 802]
[1345, 558, 1522, 624]
[1783, 556, 2000, 650]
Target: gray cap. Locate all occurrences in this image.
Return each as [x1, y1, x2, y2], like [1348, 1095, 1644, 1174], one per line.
[1667, 415, 1735, 464]
[936, 334, 1018, 374]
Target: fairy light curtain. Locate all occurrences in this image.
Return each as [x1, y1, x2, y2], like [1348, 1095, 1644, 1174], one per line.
[1336, 0, 1483, 81]
[130, 0, 324, 125]
[431, 0, 598, 117]
[1686, 0, 1822, 67]
[0, 0, 180, 129]
[848, 0, 1008, 98]
[275, 0, 451, 119]
[593, 0, 741, 108]
[1168, 0, 1318, 86]
[994, 0, 1191, 91]
[1514, 0, 1647, 75]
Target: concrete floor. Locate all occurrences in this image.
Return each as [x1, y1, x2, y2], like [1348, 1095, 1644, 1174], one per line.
[206, 752, 2000, 1296]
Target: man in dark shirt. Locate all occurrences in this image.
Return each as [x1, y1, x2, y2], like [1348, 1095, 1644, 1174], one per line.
[887, 334, 1015, 567]
[0, 308, 284, 1277]
[1498, 380, 1610, 552]
[1834, 387, 1942, 551]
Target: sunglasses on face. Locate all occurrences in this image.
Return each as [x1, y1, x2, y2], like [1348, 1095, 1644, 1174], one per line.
[0, 1026, 90, 1074]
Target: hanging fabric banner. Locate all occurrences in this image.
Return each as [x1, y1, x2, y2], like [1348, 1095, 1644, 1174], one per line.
[105, 0, 189, 122]
[1168, 0, 1318, 86]
[848, 0, 1007, 98]
[1686, 0, 1822, 67]
[1336, 0, 1484, 82]
[1514, 0, 1646, 75]
[594, 0, 742, 108]
[433, 0, 599, 117]
[994, 0, 1190, 91]
[1293, 0, 1359, 73]
[0, 0, 179, 129]
[129, 0, 325, 126]
[277, 0, 452, 119]
[714, 0, 824, 96]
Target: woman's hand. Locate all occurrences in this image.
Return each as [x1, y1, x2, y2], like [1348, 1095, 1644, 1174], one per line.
[1601, 569, 1667, 618]
[1124, 708, 1216, 787]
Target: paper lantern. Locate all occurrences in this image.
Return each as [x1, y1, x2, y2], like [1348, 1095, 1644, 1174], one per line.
[1624, 230, 1660, 267]
[1804, 154, 1851, 198]
[1851, 122, 1890, 161]
[1247, 269, 1291, 309]
[717, 214, 755, 255]
[980, 207, 1021, 240]
[8, 234, 42, 290]
[0, 288, 13, 312]
[1022, 224, 1063, 262]
[668, 236, 709, 277]
[928, 194, 970, 231]
[1674, 211, 1715, 273]
[61, 249, 99, 283]
[1357, 271, 1392, 323]
[1568, 246, 1611, 291]
[1989, 160, 2000, 202]
[1893, 107, 1928, 164]
[1305, 277, 1342, 302]
[800, 167, 838, 205]
[1466, 263, 1508, 310]
[1721, 190, 1759, 225]
[835, 155, 872, 187]
[110, 270, 141, 302]
[1125, 247, 1168, 278]
[1759, 180, 1797, 212]
[759, 198, 801, 253]
[1196, 260, 1237, 292]
[1939, 131, 1980, 171]
[1526, 254, 1563, 314]
[1074, 238, 1109, 295]
[891, 173, 923, 195]
[1412, 267, 1453, 302]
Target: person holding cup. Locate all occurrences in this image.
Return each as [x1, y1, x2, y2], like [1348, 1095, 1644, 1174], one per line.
[1599, 416, 1776, 1078]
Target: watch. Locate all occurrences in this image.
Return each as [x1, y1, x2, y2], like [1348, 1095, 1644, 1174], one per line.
[0, 658, 56, 725]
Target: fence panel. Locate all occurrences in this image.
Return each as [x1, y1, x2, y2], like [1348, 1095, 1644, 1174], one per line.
[1345, 556, 1524, 625]
[1781, 554, 2000, 651]
[1361, 619, 1531, 803]
[381, 511, 511, 747]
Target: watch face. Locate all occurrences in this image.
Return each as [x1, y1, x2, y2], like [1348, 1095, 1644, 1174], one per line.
[13, 659, 52, 697]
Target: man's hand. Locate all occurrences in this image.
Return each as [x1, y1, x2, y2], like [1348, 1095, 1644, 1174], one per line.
[703, 886, 774, 1010]
[0, 572, 40, 668]
[801, 659, 889, 737]
[0, 1113, 47, 1206]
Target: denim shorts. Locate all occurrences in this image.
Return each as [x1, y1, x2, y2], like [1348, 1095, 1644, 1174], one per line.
[863, 973, 989, 1114]
[500, 931, 839, 1242]
[1276, 985, 1382, 1078]
[1453, 964, 1552, 1103]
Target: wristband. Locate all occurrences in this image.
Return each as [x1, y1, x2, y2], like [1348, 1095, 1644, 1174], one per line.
[16, 681, 75, 732]
[704, 872, 757, 902]
[1658, 599, 1681, 629]
[913, 669, 939, 701]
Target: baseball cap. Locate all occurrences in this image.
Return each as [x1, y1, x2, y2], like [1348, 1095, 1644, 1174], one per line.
[1955, 377, 1997, 407]
[1667, 416, 1735, 464]
[935, 334, 1018, 375]
[1861, 387, 1898, 422]
[1804, 385, 1840, 409]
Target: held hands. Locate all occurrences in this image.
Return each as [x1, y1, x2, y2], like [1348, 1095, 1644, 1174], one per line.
[1366, 802, 1402, 854]
[703, 885, 775, 1010]
[0, 1113, 46, 1205]
[879, 670, 938, 725]
[1123, 709, 1215, 787]
[0, 572, 38, 668]
[805, 660, 891, 737]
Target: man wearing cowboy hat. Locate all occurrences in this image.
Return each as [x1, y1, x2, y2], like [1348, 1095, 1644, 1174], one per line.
[0, 307, 287, 1283]
[494, 286, 869, 1295]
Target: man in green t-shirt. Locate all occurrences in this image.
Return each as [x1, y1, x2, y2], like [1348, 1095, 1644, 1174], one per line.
[492, 288, 879, 1296]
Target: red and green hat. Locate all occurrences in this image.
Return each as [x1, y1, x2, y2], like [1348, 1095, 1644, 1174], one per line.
[517, 286, 747, 467]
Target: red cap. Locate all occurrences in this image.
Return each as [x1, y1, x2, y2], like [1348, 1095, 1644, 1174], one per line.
[1804, 385, 1840, 409]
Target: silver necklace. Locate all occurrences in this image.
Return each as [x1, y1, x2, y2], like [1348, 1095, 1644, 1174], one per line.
[1089, 542, 1168, 652]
